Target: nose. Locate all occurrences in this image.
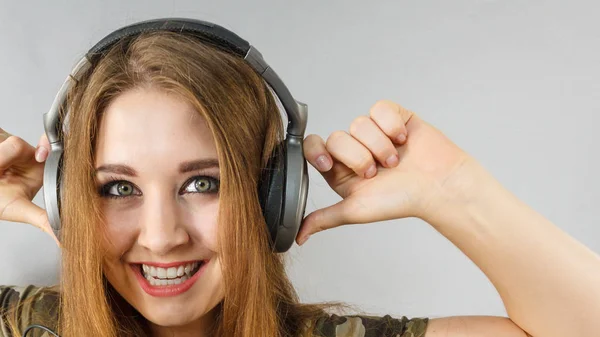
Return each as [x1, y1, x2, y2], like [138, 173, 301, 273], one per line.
[137, 191, 189, 255]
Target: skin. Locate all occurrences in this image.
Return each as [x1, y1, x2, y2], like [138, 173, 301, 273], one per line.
[298, 101, 600, 337]
[95, 88, 224, 336]
[1, 92, 599, 336]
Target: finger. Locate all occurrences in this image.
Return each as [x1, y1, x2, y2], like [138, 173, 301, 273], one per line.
[297, 199, 349, 245]
[1, 197, 58, 244]
[303, 134, 333, 172]
[35, 133, 50, 163]
[0, 136, 35, 171]
[349, 115, 399, 168]
[326, 131, 377, 179]
[369, 100, 414, 144]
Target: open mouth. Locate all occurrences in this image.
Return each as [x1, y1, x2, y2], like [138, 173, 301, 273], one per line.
[139, 261, 204, 286]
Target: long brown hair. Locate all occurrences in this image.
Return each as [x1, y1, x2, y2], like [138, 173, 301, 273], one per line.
[35, 31, 335, 337]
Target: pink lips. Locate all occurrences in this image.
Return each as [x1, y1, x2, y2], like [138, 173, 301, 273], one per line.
[131, 260, 208, 297]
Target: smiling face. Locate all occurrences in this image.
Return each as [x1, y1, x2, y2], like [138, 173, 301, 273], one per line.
[94, 87, 224, 333]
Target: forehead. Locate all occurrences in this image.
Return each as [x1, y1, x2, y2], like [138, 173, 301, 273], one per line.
[95, 88, 218, 166]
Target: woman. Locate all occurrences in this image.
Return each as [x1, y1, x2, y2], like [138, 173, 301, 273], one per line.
[0, 24, 599, 337]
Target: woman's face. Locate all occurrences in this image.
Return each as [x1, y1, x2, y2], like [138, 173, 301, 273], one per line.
[94, 88, 224, 333]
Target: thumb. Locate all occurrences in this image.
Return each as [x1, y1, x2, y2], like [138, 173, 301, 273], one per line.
[297, 199, 350, 245]
[35, 133, 50, 163]
[5, 198, 60, 247]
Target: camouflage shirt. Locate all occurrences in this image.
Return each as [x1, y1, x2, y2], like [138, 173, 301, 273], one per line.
[1, 285, 428, 337]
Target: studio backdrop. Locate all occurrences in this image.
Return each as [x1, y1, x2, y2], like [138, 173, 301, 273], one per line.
[1, 0, 599, 319]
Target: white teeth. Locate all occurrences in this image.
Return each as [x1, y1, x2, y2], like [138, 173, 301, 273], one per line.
[189, 262, 197, 276]
[141, 261, 202, 286]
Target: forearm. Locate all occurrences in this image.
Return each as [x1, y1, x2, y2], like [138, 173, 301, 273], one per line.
[425, 316, 531, 337]
[424, 160, 600, 337]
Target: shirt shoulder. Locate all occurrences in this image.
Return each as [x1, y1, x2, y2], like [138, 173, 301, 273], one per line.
[0, 285, 59, 337]
[312, 313, 428, 337]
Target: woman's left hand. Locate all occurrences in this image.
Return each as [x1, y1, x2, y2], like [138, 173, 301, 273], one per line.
[297, 100, 474, 245]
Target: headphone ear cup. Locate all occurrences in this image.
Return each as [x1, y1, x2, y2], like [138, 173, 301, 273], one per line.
[42, 147, 63, 241]
[258, 143, 286, 247]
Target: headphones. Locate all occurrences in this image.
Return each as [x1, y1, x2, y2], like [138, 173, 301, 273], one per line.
[42, 18, 309, 254]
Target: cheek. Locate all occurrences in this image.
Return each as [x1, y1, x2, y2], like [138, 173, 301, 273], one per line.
[101, 203, 140, 257]
[183, 198, 220, 251]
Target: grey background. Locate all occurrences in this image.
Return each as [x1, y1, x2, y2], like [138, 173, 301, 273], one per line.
[1, 0, 599, 320]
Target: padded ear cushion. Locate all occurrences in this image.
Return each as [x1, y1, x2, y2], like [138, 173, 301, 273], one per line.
[258, 142, 286, 245]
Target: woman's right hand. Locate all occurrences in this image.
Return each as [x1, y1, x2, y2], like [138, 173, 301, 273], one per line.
[0, 128, 59, 246]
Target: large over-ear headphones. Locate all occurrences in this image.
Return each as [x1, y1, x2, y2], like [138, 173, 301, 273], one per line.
[42, 18, 309, 253]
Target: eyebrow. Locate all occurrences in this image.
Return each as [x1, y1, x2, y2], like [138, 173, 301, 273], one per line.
[179, 159, 219, 173]
[95, 159, 219, 177]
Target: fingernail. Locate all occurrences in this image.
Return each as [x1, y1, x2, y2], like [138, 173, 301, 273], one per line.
[396, 133, 407, 143]
[35, 146, 48, 162]
[365, 164, 377, 178]
[316, 155, 332, 171]
[385, 154, 399, 167]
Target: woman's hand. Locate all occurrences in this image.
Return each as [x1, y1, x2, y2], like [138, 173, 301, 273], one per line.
[297, 100, 476, 244]
[0, 128, 58, 245]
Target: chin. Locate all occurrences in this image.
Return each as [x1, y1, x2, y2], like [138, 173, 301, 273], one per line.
[135, 287, 223, 326]
[140, 303, 215, 327]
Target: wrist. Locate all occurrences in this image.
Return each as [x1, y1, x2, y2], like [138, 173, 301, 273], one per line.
[417, 156, 501, 228]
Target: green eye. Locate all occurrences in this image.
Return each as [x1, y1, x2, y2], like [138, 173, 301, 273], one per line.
[195, 178, 210, 192]
[183, 176, 220, 194]
[116, 183, 134, 196]
[101, 181, 138, 198]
